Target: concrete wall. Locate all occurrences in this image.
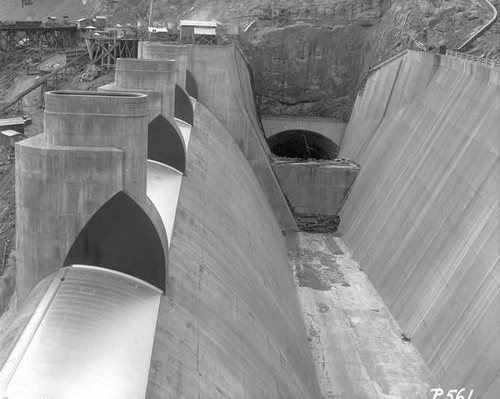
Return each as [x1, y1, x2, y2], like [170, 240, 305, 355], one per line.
[339, 50, 500, 396]
[16, 91, 169, 303]
[141, 42, 188, 90]
[272, 160, 359, 216]
[262, 115, 347, 147]
[146, 102, 321, 398]
[186, 44, 297, 231]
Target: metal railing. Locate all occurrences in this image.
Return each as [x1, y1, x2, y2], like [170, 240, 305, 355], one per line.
[446, 49, 500, 68]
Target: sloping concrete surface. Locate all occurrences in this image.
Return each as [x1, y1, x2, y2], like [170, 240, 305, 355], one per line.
[291, 233, 434, 398]
[339, 50, 500, 395]
[145, 102, 321, 398]
[340, 51, 441, 161]
[186, 44, 297, 231]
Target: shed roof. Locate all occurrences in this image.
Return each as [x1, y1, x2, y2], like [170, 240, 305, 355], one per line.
[180, 20, 217, 27]
[148, 27, 168, 32]
[1, 129, 22, 137]
[0, 117, 25, 127]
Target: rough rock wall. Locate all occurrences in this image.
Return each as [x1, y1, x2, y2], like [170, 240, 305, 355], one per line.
[361, 0, 492, 70]
[339, 50, 500, 396]
[241, 23, 368, 120]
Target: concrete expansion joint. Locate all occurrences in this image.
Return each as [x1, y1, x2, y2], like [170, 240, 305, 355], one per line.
[43, 111, 149, 118]
[117, 67, 176, 73]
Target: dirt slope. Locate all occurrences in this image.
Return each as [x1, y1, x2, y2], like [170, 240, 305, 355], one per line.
[0, 0, 100, 21]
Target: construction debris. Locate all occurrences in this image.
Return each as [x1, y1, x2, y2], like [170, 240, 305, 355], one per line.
[297, 214, 340, 233]
[80, 64, 102, 81]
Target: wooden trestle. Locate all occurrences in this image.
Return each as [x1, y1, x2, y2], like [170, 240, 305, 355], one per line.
[83, 34, 139, 68]
[0, 24, 78, 52]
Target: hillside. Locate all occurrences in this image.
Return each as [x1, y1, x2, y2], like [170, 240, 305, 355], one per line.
[1, 0, 361, 23]
[0, 0, 95, 21]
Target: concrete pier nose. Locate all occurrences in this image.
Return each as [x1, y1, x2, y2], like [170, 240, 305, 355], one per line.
[115, 58, 177, 118]
[44, 90, 149, 197]
[15, 90, 171, 303]
[142, 42, 188, 89]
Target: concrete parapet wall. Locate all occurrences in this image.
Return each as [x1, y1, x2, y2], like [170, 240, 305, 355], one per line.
[98, 83, 163, 122]
[271, 161, 359, 216]
[339, 50, 500, 395]
[186, 43, 297, 231]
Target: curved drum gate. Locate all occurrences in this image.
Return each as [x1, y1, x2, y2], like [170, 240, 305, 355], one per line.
[0, 266, 162, 398]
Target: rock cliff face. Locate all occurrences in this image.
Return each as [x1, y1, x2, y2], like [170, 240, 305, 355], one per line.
[239, 0, 492, 120]
[466, 0, 500, 58]
[240, 24, 366, 121]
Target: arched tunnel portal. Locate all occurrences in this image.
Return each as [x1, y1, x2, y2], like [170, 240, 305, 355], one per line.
[267, 130, 339, 160]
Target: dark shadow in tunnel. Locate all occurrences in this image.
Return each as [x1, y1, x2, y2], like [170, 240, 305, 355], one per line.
[175, 84, 194, 125]
[267, 130, 338, 160]
[148, 115, 186, 173]
[64, 191, 166, 291]
[186, 69, 198, 100]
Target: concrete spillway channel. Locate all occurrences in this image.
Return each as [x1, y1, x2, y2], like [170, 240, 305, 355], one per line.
[0, 43, 498, 398]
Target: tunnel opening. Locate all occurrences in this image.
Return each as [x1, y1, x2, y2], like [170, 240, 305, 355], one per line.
[267, 130, 338, 160]
[63, 191, 166, 291]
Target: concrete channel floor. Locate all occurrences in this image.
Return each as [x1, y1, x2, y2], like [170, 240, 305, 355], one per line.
[289, 233, 436, 399]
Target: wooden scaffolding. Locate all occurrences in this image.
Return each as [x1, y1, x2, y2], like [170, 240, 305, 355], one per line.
[84, 34, 139, 68]
[0, 24, 78, 52]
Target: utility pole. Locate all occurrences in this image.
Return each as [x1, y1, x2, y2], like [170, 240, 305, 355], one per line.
[148, 0, 154, 39]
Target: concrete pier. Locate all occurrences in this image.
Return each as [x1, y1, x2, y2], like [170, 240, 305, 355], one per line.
[102, 58, 177, 121]
[16, 90, 168, 302]
[142, 42, 188, 89]
[99, 58, 187, 174]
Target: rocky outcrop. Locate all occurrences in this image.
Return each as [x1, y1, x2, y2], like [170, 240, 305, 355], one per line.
[240, 23, 368, 120]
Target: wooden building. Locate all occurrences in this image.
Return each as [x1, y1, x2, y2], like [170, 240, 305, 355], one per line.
[179, 20, 217, 45]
